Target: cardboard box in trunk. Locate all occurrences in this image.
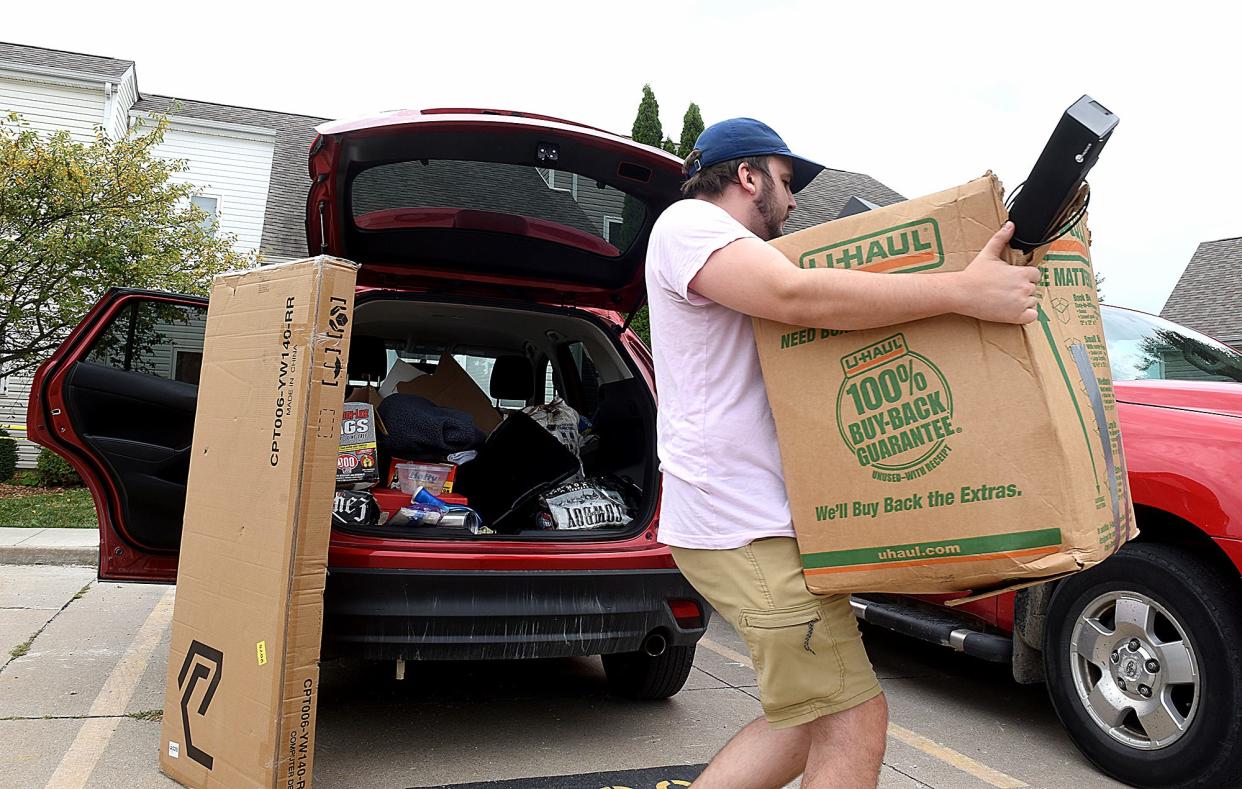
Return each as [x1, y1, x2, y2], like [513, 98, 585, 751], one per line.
[394, 352, 502, 434]
[754, 175, 1135, 597]
[159, 256, 357, 788]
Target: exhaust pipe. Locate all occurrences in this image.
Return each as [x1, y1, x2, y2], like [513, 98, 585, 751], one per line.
[643, 632, 668, 657]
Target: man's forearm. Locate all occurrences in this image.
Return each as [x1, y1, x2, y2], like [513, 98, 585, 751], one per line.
[690, 224, 1034, 328]
[777, 267, 966, 330]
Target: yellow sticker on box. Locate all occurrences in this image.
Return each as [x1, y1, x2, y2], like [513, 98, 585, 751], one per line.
[257, 640, 268, 666]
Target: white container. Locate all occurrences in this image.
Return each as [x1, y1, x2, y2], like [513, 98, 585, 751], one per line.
[395, 462, 453, 494]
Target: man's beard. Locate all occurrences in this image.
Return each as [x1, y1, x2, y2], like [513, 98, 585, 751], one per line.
[755, 180, 787, 240]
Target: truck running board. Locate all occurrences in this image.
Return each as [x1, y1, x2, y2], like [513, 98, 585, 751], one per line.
[850, 595, 1012, 663]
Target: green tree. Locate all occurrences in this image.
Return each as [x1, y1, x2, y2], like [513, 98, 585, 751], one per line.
[619, 91, 709, 347]
[678, 102, 705, 158]
[628, 309, 651, 348]
[619, 85, 667, 253]
[631, 84, 665, 148]
[0, 112, 252, 378]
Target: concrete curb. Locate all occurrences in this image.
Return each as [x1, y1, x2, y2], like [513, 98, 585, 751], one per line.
[0, 545, 98, 567]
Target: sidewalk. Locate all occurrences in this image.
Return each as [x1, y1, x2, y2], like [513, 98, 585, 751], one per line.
[0, 528, 97, 567]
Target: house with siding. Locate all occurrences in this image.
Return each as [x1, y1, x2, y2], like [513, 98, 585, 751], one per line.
[1160, 236, 1242, 348]
[0, 40, 905, 467]
[0, 42, 326, 466]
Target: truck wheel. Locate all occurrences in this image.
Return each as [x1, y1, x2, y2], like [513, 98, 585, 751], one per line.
[603, 644, 695, 700]
[1043, 542, 1242, 788]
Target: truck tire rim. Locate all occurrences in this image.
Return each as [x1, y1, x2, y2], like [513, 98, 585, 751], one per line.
[1069, 591, 1200, 750]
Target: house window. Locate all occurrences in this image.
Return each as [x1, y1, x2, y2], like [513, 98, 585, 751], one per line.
[603, 216, 623, 244]
[174, 350, 204, 385]
[191, 195, 219, 233]
[536, 168, 578, 200]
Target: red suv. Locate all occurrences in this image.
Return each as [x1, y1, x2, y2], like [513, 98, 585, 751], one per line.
[25, 108, 709, 700]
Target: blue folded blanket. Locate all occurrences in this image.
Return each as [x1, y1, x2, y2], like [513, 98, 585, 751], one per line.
[378, 394, 486, 459]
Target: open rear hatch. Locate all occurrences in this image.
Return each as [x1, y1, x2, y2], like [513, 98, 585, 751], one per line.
[307, 109, 683, 312]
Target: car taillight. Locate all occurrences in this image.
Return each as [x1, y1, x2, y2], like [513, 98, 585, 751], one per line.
[669, 599, 703, 630]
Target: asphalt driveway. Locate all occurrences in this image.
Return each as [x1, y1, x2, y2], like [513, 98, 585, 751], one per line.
[0, 564, 1125, 788]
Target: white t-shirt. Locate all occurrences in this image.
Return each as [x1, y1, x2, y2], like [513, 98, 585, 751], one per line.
[645, 199, 796, 549]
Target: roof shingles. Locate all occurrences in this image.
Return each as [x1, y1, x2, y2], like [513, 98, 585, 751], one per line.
[0, 41, 133, 80]
[786, 168, 906, 231]
[1160, 237, 1242, 342]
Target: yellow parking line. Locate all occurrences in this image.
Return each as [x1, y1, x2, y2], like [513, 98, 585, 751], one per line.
[697, 637, 751, 667]
[696, 636, 1027, 788]
[44, 587, 176, 789]
[886, 723, 1027, 788]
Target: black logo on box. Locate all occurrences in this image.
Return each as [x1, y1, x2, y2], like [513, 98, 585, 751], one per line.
[328, 303, 349, 334]
[321, 296, 350, 388]
[177, 640, 224, 770]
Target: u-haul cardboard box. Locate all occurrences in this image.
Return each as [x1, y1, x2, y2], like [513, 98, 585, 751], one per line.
[160, 256, 357, 788]
[754, 175, 1135, 598]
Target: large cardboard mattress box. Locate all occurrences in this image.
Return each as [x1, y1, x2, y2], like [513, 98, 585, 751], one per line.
[160, 256, 357, 788]
[754, 175, 1134, 597]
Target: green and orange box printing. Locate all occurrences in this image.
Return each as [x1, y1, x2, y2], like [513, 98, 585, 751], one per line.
[754, 174, 1135, 598]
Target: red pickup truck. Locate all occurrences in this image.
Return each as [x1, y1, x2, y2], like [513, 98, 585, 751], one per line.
[852, 304, 1242, 788]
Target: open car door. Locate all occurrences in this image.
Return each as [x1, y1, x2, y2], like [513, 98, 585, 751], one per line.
[27, 289, 208, 581]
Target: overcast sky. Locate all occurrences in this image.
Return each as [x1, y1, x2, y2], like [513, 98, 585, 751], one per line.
[7, 1, 1238, 314]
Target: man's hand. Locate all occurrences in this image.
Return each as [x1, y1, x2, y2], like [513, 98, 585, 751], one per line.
[955, 222, 1043, 325]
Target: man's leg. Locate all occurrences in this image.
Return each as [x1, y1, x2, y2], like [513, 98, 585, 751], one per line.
[691, 692, 887, 789]
[670, 540, 886, 787]
[692, 714, 811, 789]
[802, 693, 889, 789]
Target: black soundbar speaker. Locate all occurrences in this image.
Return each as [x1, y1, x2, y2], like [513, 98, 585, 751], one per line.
[1008, 95, 1119, 252]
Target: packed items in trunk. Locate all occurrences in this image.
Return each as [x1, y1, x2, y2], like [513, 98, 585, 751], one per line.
[333, 388, 486, 530]
[365, 376, 491, 528]
[537, 479, 632, 530]
[336, 402, 379, 488]
[378, 394, 487, 460]
[522, 398, 587, 467]
[393, 461, 455, 495]
[332, 489, 380, 527]
[455, 410, 580, 532]
[387, 486, 482, 530]
[338, 344, 646, 535]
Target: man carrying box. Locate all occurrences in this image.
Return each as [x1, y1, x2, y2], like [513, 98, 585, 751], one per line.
[645, 118, 1042, 788]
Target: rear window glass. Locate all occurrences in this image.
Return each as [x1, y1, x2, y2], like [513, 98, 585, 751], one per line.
[349, 160, 646, 256]
[383, 348, 539, 409]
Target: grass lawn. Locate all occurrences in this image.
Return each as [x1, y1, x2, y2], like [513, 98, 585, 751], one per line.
[0, 484, 97, 528]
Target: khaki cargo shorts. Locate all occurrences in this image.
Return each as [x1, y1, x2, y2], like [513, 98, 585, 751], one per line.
[670, 537, 882, 729]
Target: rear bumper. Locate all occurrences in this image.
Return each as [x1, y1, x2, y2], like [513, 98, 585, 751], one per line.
[322, 567, 709, 661]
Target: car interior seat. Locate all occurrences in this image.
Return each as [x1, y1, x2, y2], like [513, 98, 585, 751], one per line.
[489, 355, 535, 408]
[586, 378, 649, 481]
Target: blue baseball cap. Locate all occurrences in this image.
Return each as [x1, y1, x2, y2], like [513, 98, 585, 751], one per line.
[686, 118, 824, 193]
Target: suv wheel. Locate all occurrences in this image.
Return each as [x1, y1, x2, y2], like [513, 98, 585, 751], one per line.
[603, 644, 695, 700]
[1044, 542, 1242, 788]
